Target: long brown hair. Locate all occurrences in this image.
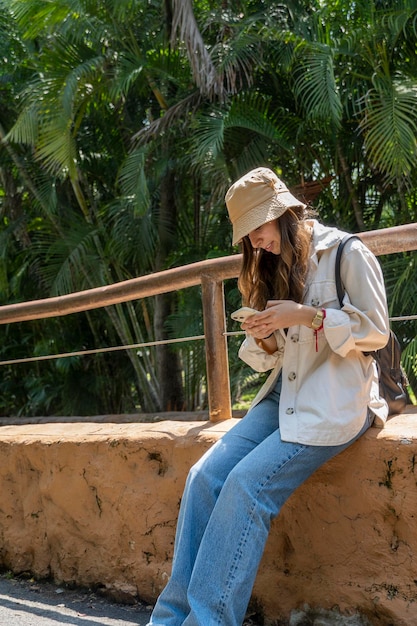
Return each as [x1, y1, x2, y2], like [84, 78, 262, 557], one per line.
[238, 206, 312, 310]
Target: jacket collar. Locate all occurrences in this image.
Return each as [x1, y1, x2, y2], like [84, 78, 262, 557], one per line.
[308, 220, 348, 269]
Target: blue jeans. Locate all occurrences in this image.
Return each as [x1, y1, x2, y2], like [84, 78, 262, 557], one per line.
[148, 376, 372, 626]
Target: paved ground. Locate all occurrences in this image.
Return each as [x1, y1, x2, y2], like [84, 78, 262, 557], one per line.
[0, 574, 372, 625]
[0, 574, 266, 626]
[0, 574, 152, 626]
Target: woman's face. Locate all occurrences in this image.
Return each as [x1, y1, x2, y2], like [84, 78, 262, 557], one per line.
[248, 219, 281, 255]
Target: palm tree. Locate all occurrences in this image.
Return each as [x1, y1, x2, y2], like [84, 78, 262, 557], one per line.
[1, 0, 417, 416]
[164, 0, 417, 396]
[1, 0, 172, 413]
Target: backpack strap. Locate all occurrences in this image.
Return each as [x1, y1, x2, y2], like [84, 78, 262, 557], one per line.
[335, 234, 362, 308]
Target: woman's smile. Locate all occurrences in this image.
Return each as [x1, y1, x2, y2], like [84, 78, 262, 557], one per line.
[248, 220, 281, 254]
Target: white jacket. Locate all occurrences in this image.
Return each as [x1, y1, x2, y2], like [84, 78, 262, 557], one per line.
[238, 220, 390, 446]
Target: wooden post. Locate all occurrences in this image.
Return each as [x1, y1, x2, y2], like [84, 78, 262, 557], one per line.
[201, 275, 232, 422]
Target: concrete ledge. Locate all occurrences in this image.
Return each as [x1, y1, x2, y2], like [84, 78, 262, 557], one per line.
[0, 410, 417, 624]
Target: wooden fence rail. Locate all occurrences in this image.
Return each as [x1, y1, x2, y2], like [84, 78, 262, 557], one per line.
[1, 223, 417, 420]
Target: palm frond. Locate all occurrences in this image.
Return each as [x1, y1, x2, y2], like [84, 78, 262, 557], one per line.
[6, 104, 39, 145]
[103, 199, 156, 272]
[192, 110, 225, 163]
[384, 252, 417, 315]
[117, 148, 150, 216]
[8, 0, 76, 38]
[34, 114, 77, 177]
[210, 26, 261, 95]
[171, 0, 221, 98]
[292, 41, 342, 129]
[109, 50, 146, 100]
[225, 94, 290, 146]
[40, 219, 102, 294]
[359, 74, 417, 183]
[382, 1, 417, 45]
[192, 94, 290, 164]
[8, 0, 113, 47]
[132, 92, 202, 145]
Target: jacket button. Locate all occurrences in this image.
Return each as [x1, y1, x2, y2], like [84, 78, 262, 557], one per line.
[286, 408, 294, 415]
[290, 334, 299, 342]
[288, 372, 296, 381]
[311, 297, 320, 307]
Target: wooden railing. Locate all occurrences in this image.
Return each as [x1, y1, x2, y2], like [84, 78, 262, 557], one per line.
[1, 223, 417, 421]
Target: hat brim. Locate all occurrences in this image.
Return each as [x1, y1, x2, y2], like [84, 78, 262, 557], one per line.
[232, 192, 306, 245]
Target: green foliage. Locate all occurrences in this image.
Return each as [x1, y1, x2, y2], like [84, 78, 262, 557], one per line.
[360, 75, 417, 182]
[1, 0, 417, 417]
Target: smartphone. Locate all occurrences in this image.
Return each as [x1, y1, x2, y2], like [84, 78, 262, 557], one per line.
[231, 307, 258, 322]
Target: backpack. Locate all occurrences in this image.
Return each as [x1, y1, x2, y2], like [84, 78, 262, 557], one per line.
[335, 235, 409, 416]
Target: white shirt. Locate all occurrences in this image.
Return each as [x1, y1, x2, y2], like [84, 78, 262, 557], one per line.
[238, 221, 390, 446]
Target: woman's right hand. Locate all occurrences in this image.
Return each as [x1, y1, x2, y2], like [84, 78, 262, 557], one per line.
[242, 300, 317, 337]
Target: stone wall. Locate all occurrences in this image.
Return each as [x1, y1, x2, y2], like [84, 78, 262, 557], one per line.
[0, 410, 416, 624]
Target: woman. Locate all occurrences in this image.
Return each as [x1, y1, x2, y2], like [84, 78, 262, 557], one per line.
[147, 167, 390, 626]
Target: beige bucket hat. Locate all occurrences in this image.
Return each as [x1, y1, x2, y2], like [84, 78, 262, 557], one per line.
[225, 167, 306, 245]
